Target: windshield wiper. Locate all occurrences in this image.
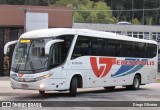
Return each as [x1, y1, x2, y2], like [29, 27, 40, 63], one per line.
[29, 60, 35, 73]
[15, 54, 24, 72]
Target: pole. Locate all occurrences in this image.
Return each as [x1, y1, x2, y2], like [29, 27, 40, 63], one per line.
[24, 8, 27, 32]
[142, 0, 145, 25]
[24, 0, 28, 32]
[132, 0, 134, 19]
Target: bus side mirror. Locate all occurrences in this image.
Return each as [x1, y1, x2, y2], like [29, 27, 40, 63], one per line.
[45, 39, 64, 55]
[4, 40, 18, 55]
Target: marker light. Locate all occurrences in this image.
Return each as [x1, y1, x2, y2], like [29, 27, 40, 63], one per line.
[20, 39, 30, 43]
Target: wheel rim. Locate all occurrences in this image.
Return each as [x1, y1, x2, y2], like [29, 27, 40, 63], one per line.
[134, 78, 139, 88]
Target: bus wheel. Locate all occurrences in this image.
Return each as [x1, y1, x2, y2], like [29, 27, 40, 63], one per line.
[69, 77, 77, 97]
[126, 75, 140, 90]
[39, 90, 45, 95]
[104, 86, 115, 90]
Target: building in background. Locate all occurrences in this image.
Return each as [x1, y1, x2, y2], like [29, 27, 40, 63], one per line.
[0, 5, 73, 76]
[73, 23, 160, 42]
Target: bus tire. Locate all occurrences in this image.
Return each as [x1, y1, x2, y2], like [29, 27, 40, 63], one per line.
[126, 75, 140, 90]
[104, 86, 115, 90]
[39, 90, 45, 95]
[69, 77, 77, 97]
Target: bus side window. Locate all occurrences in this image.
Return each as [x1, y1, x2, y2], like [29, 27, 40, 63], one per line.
[57, 35, 74, 58]
[134, 42, 145, 58]
[71, 36, 90, 59]
[91, 38, 105, 56]
[123, 41, 133, 57]
[146, 44, 157, 58]
[108, 40, 116, 56]
[116, 43, 123, 57]
[50, 43, 62, 68]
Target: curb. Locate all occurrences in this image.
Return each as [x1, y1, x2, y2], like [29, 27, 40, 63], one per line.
[0, 76, 10, 80]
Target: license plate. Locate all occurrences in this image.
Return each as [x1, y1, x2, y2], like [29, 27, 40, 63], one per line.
[21, 84, 28, 88]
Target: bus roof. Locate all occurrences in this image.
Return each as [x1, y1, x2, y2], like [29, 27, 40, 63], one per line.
[20, 28, 157, 44]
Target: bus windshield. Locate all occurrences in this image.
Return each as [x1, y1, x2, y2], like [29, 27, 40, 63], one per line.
[11, 35, 74, 73]
[11, 38, 51, 73]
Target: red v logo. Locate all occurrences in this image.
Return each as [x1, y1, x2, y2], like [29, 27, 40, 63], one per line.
[90, 57, 116, 78]
[90, 57, 104, 78]
[18, 74, 24, 77]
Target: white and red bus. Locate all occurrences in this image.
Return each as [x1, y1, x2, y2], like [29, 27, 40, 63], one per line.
[4, 28, 158, 96]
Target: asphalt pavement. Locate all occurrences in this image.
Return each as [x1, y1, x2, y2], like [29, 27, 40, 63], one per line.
[0, 74, 160, 110]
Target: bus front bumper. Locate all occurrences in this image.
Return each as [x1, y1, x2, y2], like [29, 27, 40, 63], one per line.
[10, 78, 50, 91]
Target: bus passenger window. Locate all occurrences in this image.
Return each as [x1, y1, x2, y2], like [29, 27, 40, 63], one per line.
[72, 36, 90, 59]
[123, 41, 134, 57]
[108, 40, 116, 56]
[91, 38, 105, 56]
[50, 35, 74, 68]
[146, 44, 157, 58]
[134, 42, 145, 58]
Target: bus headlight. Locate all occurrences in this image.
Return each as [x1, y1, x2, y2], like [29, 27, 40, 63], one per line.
[35, 74, 52, 81]
[40, 83, 45, 89]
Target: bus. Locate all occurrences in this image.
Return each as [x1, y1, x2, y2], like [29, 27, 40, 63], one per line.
[4, 28, 158, 96]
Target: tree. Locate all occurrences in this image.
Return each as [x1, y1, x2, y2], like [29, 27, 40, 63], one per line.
[131, 18, 140, 25]
[74, 12, 85, 23]
[146, 17, 153, 25]
[101, 0, 160, 25]
[89, 1, 116, 23]
[54, 0, 80, 8]
[0, 0, 7, 4]
[54, 0, 116, 23]
[5, 0, 24, 5]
